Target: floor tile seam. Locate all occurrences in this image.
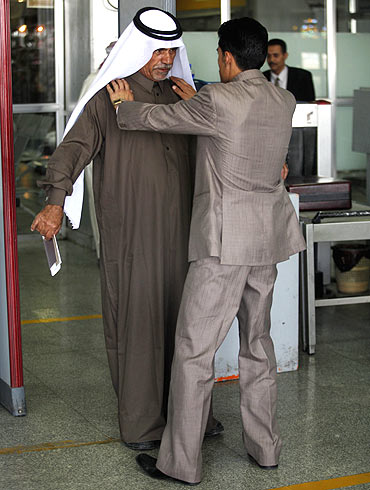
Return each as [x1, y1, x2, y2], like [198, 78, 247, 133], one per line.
[66, 405, 118, 441]
[19, 368, 115, 437]
[22, 366, 56, 394]
[88, 350, 113, 366]
[39, 376, 118, 438]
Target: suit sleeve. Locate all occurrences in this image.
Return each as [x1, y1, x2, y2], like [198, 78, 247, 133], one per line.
[116, 84, 218, 136]
[306, 71, 315, 101]
[262, 70, 271, 81]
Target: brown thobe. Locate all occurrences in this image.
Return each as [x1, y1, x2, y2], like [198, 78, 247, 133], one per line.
[39, 72, 195, 443]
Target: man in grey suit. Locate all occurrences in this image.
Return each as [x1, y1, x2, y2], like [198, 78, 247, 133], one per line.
[108, 16, 306, 486]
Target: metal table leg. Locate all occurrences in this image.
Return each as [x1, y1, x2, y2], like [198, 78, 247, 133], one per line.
[305, 223, 316, 354]
[299, 245, 308, 352]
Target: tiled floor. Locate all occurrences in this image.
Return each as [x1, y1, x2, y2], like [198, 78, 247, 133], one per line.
[1, 172, 369, 489]
[0, 234, 369, 489]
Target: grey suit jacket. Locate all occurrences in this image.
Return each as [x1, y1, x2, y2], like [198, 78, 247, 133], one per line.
[117, 69, 306, 266]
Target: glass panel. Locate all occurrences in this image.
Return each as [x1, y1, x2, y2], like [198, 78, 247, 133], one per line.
[182, 32, 219, 82]
[336, 0, 370, 97]
[177, 0, 221, 31]
[336, 2, 370, 178]
[231, 0, 326, 32]
[182, 0, 327, 98]
[10, 0, 55, 104]
[252, 0, 327, 99]
[14, 113, 56, 233]
[337, 0, 370, 33]
[337, 33, 370, 97]
[336, 106, 366, 171]
[336, 106, 367, 202]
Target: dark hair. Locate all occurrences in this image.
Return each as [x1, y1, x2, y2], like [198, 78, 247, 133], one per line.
[267, 38, 287, 53]
[217, 17, 268, 70]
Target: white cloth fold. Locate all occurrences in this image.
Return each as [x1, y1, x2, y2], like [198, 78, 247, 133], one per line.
[63, 9, 194, 229]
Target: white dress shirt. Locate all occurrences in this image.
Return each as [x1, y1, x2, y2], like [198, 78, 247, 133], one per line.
[270, 66, 288, 90]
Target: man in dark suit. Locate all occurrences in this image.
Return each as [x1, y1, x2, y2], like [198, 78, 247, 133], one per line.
[263, 38, 315, 102]
[264, 38, 316, 176]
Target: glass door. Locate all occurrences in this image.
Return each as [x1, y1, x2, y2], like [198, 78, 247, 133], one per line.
[10, 0, 64, 233]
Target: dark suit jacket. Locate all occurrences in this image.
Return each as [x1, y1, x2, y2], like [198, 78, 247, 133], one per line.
[263, 66, 315, 102]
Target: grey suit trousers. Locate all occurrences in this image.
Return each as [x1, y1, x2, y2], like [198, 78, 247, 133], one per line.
[156, 257, 281, 484]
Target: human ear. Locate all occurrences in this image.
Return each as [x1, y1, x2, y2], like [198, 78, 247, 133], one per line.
[224, 51, 233, 65]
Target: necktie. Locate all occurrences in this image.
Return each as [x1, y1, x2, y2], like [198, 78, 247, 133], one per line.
[274, 77, 280, 87]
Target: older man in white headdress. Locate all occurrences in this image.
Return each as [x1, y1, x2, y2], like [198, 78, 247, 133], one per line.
[31, 7, 221, 449]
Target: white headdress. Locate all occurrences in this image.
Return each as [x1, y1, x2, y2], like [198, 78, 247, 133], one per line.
[63, 7, 194, 229]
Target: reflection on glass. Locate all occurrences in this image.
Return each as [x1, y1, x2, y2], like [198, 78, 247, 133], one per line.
[337, 0, 370, 33]
[10, 0, 55, 104]
[177, 0, 221, 31]
[301, 52, 320, 71]
[231, 0, 327, 97]
[14, 113, 56, 229]
[180, 1, 327, 97]
[230, 0, 326, 33]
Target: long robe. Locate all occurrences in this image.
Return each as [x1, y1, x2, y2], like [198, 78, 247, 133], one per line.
[40, 71, 195, 443]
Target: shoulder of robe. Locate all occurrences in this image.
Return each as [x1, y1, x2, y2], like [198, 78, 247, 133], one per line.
[83, 88, 111, 122]
[83, 88, 110, 112]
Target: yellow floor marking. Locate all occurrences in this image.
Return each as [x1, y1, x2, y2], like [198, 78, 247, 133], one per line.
[21, 314, 102, 325]
[269, 472, 370, 490]
[0, 438, 120, 455]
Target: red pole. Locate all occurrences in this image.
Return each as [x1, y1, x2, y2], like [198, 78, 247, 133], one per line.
[0, 0, 23, 388]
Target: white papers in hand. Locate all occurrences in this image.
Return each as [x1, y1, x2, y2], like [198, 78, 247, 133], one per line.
[42, 235, 62, 276]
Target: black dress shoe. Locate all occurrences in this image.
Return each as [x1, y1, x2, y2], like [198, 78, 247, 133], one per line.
[136, 453, 200, 486]
[123, 440, 160, 450]
[247, 453, 278, 470]
[204, 420, 224, 437]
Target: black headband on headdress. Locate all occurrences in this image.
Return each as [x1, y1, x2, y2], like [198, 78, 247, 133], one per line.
[133, 7, 182, 41]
